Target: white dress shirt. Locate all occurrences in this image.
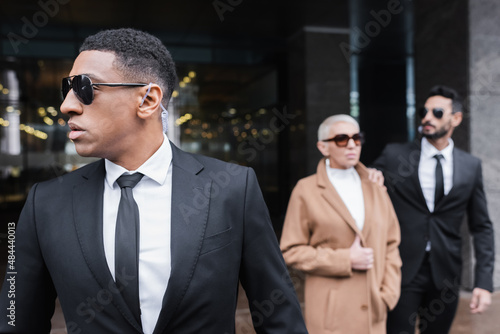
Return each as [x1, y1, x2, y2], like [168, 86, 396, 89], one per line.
[103, 134, 172, 334]
[418, 137, 454, 213]
[325, 159, 365, 230]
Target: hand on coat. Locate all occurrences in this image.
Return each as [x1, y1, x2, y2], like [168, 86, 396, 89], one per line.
[350, 235, 374, 270]
[470, 287, 492, 314]
[367, 168, 386, 190]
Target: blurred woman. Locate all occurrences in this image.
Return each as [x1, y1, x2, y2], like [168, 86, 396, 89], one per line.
[280, 114, 402, 334]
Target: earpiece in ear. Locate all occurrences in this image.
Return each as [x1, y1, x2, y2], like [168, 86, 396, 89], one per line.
[140, 83, 153, 106]
[161, 106, 168, 133]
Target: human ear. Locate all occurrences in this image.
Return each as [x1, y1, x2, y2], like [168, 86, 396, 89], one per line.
[137, 83, 163, 120]
[451, 111, 463, 127]
[316, 141, 329, 157]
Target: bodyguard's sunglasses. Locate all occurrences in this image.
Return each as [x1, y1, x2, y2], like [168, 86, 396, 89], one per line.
[419, 107, 444, 119]
[62, 74, 148, 105]
[322, 133, 364, 147]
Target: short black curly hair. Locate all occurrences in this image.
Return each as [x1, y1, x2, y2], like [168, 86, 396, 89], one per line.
[79, 28, 177, 106]
[428, 85, 463, 114]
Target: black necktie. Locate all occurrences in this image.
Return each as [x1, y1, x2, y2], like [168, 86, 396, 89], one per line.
[434, 154, 444, 206]
[115, 173, 144, 325]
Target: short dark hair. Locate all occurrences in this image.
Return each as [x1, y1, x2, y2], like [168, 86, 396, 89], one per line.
[427, 85, 463, 113]
[79, 28, 177, 106]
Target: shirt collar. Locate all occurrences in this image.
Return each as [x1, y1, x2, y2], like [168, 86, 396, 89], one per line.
[421, 137, 454, 161]
[105, 133, 172, 188]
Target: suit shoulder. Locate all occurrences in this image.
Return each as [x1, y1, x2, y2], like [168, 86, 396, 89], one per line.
[179, 151, 252, 184]
[454, 147, 481, 164]
[192, 152, 249, 172]
[37, 159, 103, 189]
[383, 141, 417, 153]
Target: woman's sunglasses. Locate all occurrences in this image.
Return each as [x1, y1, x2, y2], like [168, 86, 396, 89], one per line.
[419, 107, 444, 119]
[62, 74, 148, 105]
[322, 133, 364, 147]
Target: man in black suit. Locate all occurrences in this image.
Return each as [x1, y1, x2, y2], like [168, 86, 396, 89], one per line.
[0, 28, 307, 334]
[372, 85, 495, 334]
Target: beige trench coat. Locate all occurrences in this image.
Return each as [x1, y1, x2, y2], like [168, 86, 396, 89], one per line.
[280, 159, 402, 334]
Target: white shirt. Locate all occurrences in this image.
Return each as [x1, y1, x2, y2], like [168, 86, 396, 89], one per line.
[103, 134, 172, 334]
[418, 137, 454, 213]
[325, 159, 365, 230]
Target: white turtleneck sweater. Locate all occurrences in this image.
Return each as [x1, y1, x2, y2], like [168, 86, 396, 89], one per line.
[325, 159, 365, 230]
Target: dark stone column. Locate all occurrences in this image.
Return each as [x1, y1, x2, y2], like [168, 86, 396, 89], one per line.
[287, 29, 350, 179]
[414, 0, 469, 151]
[469, 0, 500, 289]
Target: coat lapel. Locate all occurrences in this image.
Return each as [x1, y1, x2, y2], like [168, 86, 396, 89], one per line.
[317, 158, 362, 236]
[72, 160, 142, 332]
[153, 143, 210, 334]
[356, 164, 374, 241]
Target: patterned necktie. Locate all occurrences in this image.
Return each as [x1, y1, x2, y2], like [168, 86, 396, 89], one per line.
[434, 154, 444, 206]
[115, 173, 144, 325]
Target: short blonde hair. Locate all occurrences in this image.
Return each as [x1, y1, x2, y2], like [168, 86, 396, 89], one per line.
[317, 115, 360, 141]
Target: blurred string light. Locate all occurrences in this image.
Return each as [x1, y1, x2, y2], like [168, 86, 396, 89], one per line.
[47, 106, 57, 116]
[19, 124, 48, 140]
[177, 106, 298, 143]
[176, 71, 197, 90]
[0, 117, 10, 127]
[0, 83, 8, 95]
[175, 113, 193, 126]
[0, 104, 66, 140]
[43, 117, 54, 126]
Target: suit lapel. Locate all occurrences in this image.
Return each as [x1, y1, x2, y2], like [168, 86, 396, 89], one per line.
[391, 142, 429, 212]
[72, 160, 142, 332]
[435, 147, 464, 210]
[153, 143, 210, 333]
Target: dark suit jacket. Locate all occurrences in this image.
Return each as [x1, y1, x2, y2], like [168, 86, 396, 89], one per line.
[0, 143, 307, 334]
[372, 141, 494, 292]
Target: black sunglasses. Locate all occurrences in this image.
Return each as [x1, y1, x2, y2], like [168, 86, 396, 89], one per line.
[419, 107, 444, 119]
[322, 133, 364, 147]
[62, 74, 148, 105]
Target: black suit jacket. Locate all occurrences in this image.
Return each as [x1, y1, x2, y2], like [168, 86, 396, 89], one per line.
[372, 141, 494, 292]
[0, 143, 307, 333]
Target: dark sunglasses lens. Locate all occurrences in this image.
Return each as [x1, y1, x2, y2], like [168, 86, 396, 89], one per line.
[334, 135, 349, 147]
[74, 75, 94, 105]
[62, 78, 70, 99]
[433, 108, 444, 119]
[419, 107, 428, 119]
[352, 133, 363, 145]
